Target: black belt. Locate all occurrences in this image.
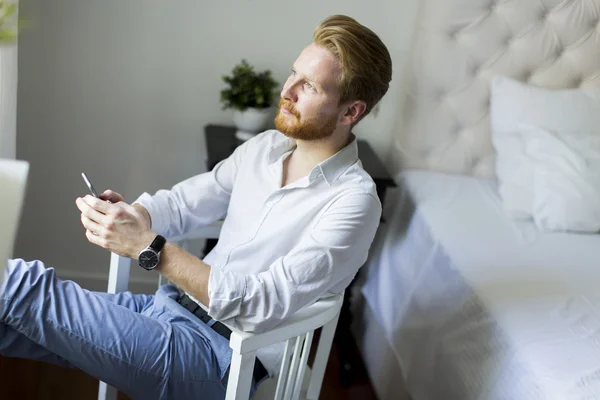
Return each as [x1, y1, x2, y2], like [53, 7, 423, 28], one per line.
[176, 294, 268, 384]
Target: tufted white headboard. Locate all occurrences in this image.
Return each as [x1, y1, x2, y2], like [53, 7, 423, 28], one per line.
[391, 0, 600, 177]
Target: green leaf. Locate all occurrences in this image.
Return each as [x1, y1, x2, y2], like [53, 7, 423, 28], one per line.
[0, 28, 16, 41]
[220, 59, 279, 110]
[0, 1, 15, 20]
[5, 3, 17, 18]
[0, 1, 24, 43]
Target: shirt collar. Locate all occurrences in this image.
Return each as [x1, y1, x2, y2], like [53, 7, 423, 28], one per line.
[268, 131, 359, 186]
[267, 133, 296, 164]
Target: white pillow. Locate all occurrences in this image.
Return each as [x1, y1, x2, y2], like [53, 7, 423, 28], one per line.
[524, 126, 600, 233]
[490, 76, 600, 220]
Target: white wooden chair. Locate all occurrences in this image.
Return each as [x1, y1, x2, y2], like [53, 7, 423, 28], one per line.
[98, 223, 343, 400]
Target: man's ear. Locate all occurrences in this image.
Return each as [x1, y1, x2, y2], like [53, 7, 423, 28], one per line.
[340, 100, 367, 126]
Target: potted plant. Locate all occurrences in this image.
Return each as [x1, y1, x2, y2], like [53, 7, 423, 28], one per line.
[220, 59, 279, 141]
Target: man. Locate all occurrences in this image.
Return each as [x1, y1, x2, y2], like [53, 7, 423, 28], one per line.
[0, 14, 392, 399]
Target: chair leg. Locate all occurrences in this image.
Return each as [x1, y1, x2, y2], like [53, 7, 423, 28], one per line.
[107, 253, 131, 294]
[225, 351, 256, 400]
[306, 312, 341, 400]
[97, 253, 131, 400]
[97, 381, 118, 400]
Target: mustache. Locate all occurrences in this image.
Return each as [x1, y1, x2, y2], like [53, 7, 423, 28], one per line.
[279, 100, 300, 118]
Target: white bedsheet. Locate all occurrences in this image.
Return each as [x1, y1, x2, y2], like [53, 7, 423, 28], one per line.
[361, 170, 600, 400]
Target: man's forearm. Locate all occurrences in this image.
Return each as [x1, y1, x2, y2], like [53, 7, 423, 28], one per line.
[155, 243, 211, 307]
[132, 203, 211, 306]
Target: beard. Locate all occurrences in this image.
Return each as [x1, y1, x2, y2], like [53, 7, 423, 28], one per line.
[274, 99, 338, 141]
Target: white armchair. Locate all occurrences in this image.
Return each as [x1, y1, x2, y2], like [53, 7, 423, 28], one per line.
[98, 223, 343, 400]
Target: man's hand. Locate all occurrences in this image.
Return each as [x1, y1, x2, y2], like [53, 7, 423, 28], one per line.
[98, 189, 125, 203]
[75, 194, 155, 259]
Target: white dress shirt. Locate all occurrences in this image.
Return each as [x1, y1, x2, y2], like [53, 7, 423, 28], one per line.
[134, 129, 382, 376]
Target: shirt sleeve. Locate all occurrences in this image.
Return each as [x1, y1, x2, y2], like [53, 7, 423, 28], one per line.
[207, 192, 382, 333]
[132, 139, 251, 238]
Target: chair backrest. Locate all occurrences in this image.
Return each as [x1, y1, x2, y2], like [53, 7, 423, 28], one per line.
[273, 298, 342, 400]
[226, 293, 344, 400]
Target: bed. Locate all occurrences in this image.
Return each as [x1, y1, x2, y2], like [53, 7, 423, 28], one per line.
[353, 0, 600, 399]
[357, 170, 600, 399]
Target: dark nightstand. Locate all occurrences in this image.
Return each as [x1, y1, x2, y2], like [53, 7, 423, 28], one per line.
[205, 124, 396, 204]
[204, 124, 396, 386]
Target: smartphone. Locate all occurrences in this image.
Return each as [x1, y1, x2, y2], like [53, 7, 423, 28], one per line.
[81, 172, 99, 198]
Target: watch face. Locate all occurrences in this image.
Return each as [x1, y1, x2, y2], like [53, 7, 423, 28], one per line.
[139, 250, 159, 270]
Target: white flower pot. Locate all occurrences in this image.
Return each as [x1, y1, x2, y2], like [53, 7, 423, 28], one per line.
[233, 107, 274, 141]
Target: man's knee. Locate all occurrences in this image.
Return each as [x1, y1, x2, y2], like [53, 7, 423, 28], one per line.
[3, 258, 52, 289]
[0, 259, 55, 319]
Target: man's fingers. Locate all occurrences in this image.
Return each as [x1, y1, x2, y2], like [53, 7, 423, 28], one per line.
[75, 196, 110, 225]
[77, 196, 113, 220]
[82, 194, 115, 214]
[99, 190, 124, 203]
[81, 214, 103, 236]
[85, 229, 108, 248]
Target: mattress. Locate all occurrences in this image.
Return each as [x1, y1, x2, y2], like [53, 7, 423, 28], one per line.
[360, 170, 600, 400]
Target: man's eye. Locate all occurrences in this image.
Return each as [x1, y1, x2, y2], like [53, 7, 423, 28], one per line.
[304, 82, 315, 90]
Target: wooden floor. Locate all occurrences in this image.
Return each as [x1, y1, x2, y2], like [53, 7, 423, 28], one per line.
[0, 336, 377, 400]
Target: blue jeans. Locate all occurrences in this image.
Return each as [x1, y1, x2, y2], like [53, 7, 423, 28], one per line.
[0, 259, 242, 399]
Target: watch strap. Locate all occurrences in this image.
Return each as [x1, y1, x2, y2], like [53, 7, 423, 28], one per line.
[149, 235, 166, 253]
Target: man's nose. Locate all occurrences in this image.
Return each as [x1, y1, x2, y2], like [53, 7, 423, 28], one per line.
[280, 82, 297, 103]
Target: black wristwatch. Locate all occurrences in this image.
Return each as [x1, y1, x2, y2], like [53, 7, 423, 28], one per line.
[137, 235, 166, 271]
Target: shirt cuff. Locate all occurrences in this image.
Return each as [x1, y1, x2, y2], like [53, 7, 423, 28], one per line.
[133, 193, 167, 236]
[207, 265, 246, 321]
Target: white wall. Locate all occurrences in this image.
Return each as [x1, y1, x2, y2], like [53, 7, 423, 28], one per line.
[14, 0, 420, 292]
[0, 44, 18, 159]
